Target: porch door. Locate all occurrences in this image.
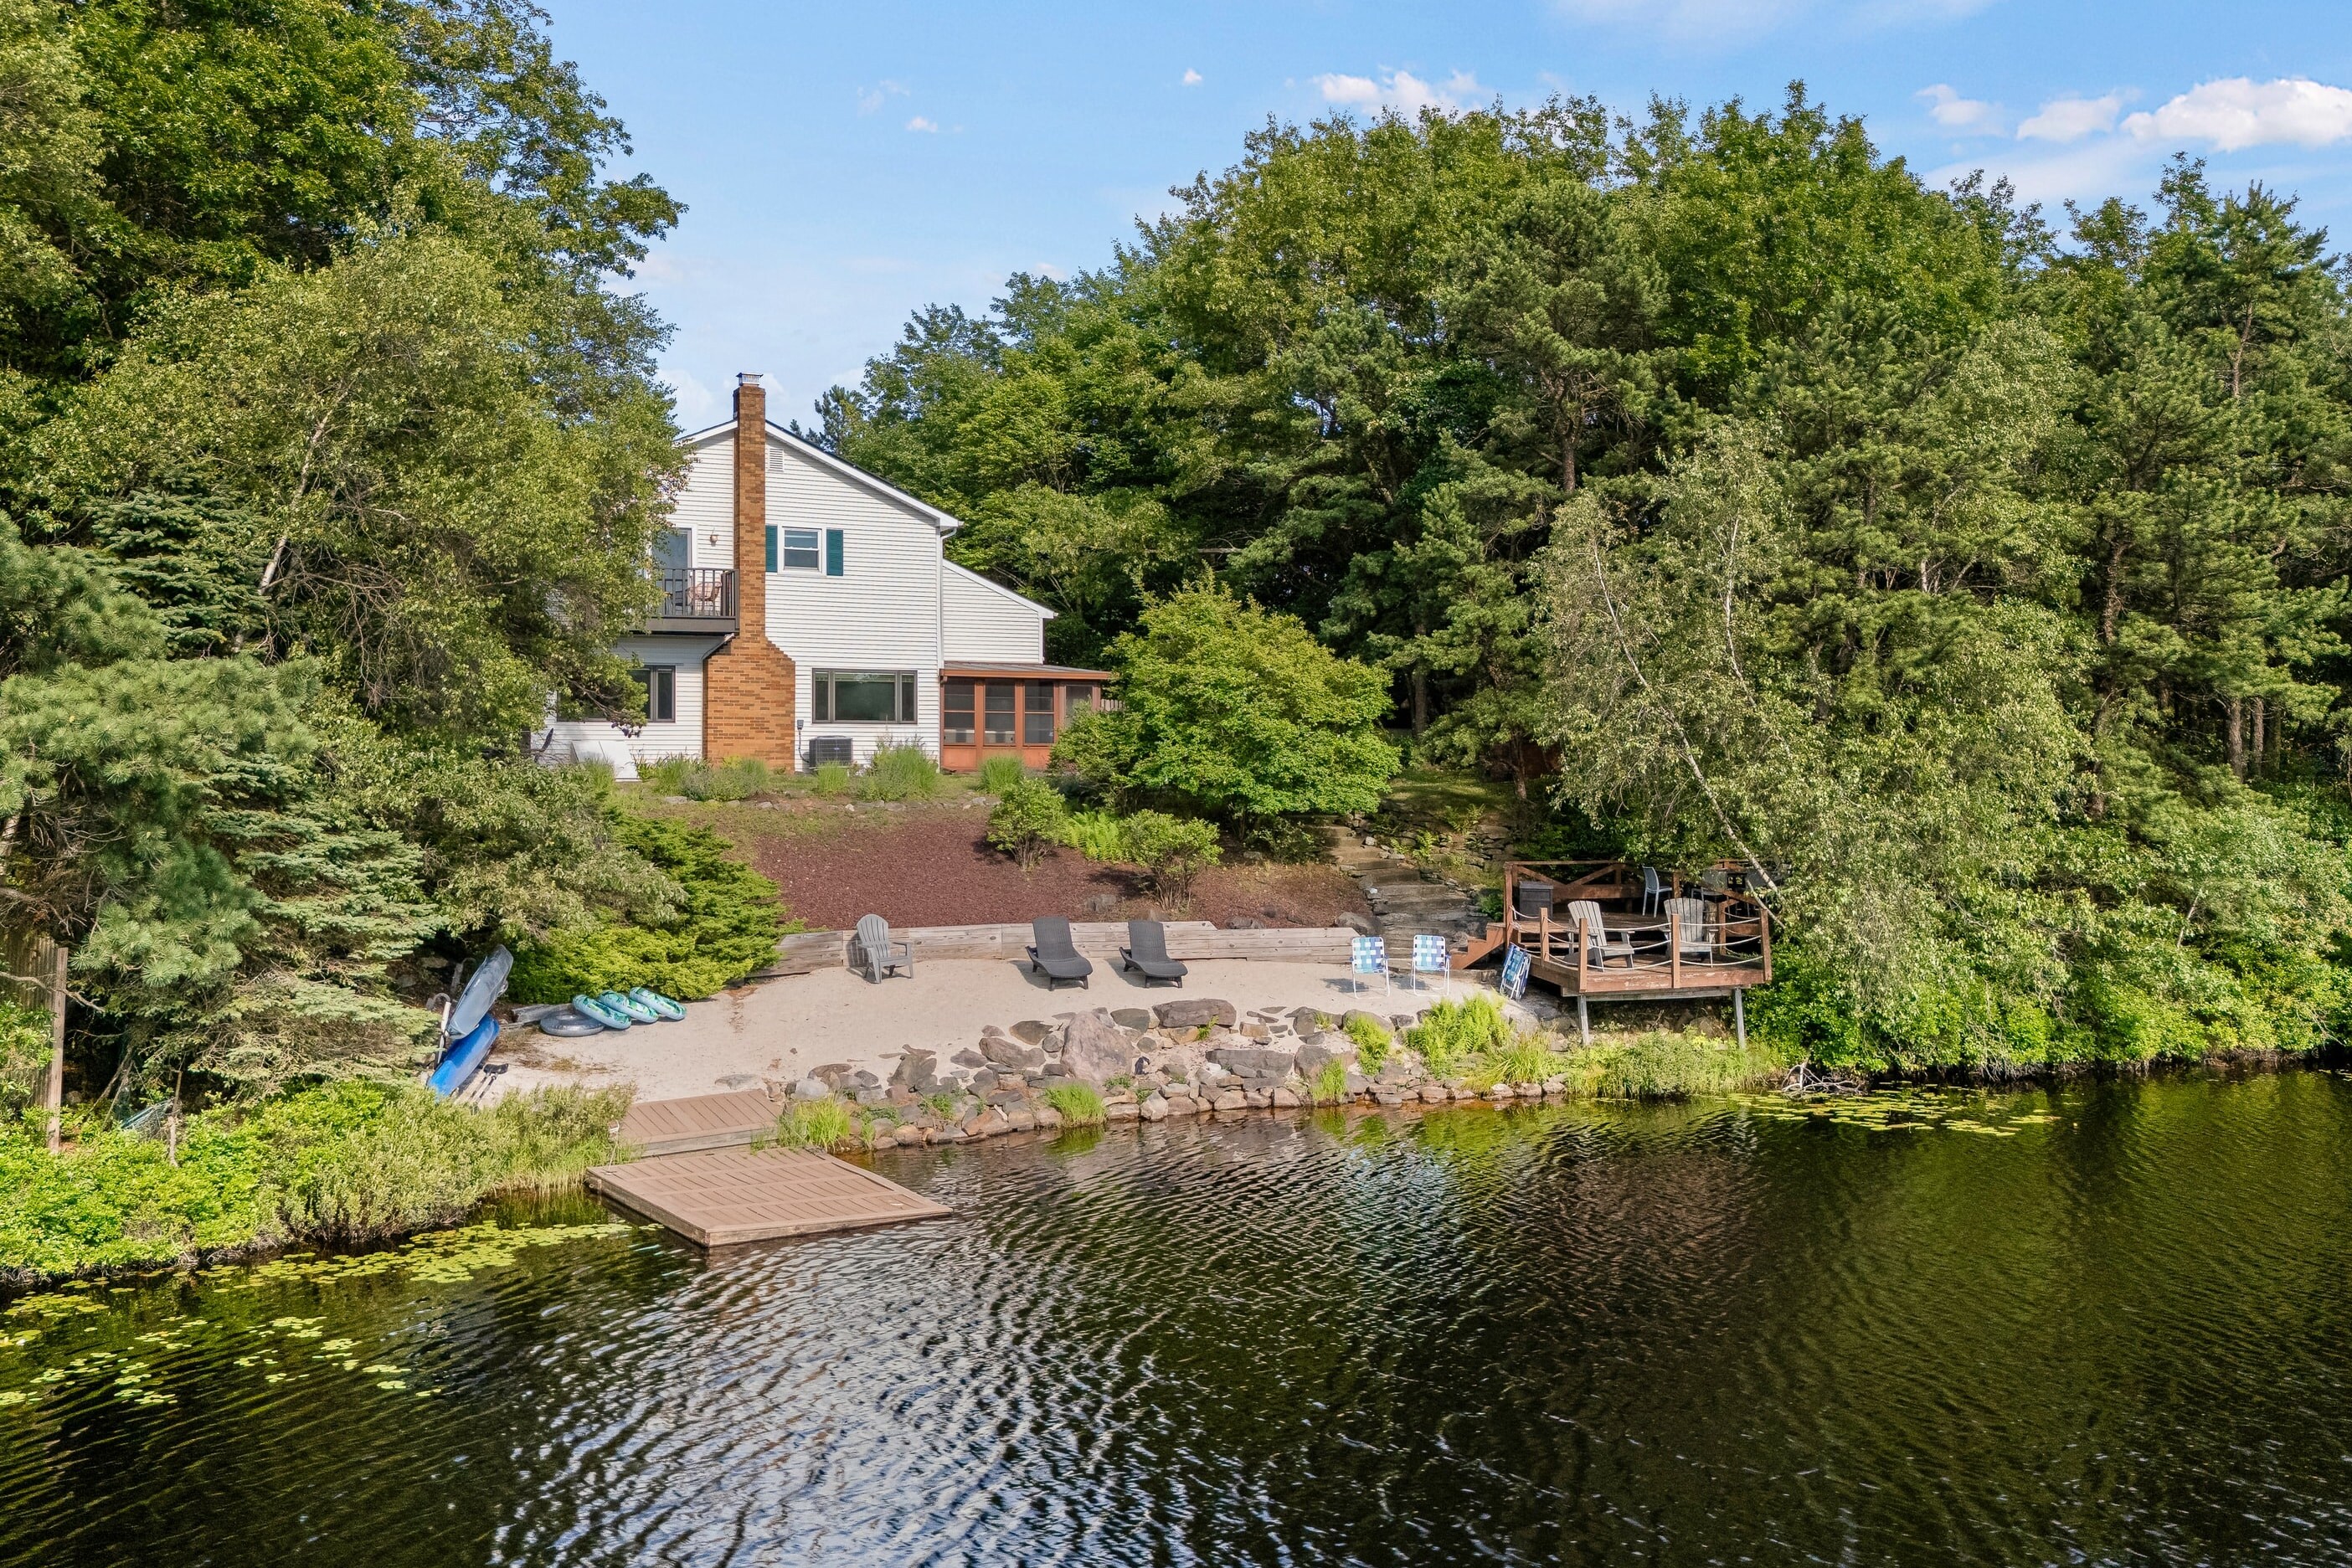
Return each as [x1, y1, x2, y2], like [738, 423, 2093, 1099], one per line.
[980, 681, 1019, 757]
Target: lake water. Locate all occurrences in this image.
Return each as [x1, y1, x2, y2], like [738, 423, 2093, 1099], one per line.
[5, 1072, 2351, 1565]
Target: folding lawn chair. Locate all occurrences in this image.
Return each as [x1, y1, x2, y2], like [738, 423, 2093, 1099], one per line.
[1351, 934, 1392, 995]
[1411, 933, 1452, 994]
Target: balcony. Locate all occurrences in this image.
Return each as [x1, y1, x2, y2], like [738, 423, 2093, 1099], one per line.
[641, 567, 738, 634]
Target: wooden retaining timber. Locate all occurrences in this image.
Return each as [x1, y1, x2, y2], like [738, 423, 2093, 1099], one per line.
[764, 921, 1358, 976]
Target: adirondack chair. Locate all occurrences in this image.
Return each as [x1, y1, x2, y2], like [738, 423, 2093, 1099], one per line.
[854, 913, 913, 982]
[1665, 897, 1714, 962]
[1564, 900, 1635, 968]
[1027, 915, 1094, 990]
[1350, 934, 1392, 995]
[1119, 919, 1188, 986]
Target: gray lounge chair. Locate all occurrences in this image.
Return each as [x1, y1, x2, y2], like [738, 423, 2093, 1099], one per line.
[1027, 915, 1094, 990]
[854, 913, 913, 982]
[1119, 919, 1187, 987]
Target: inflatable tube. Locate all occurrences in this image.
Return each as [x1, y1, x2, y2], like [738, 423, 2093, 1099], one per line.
[572, 992, 632, 1030]
[536, 1006, 608, 1038]
[428, 1016, 499, 1097]
[629, 987, 687, 1022]
[602, 990, 661, 1025]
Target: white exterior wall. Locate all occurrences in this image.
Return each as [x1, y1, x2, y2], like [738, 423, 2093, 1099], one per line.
[543, 635, 715, 773]
[939, 561, 1050, 663]
[671, 436, 734, 570]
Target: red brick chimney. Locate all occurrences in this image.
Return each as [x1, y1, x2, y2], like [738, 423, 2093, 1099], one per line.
[702, 373, 800, 771]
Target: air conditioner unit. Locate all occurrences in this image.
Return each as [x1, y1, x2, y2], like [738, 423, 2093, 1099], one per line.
[807, 736, 854, 768]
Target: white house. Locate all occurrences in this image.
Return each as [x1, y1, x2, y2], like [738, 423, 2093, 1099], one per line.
[542, 373, 1109, 777]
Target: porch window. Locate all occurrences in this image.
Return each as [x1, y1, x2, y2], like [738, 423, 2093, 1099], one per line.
[1024, 681, 1056, 746]
[630, 666, 676, 724]
[812, 669, 915, 723]
[982, 683, 1016, 744]
[1065, 684, 1094, 714]
[944, 680, 975, 744]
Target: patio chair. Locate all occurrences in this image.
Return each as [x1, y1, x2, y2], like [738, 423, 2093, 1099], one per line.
[1564, 900, 1636, 969]
[1410, 933, 1452, 993]
[1665, 897, 1713, 963]
[1639, 866, 1664, 915]
[853, 913, 913, 983]
[1351, 934, 1392, 995]
[1120, 919, 1188, 987]
[1027, 915, 1094, 990]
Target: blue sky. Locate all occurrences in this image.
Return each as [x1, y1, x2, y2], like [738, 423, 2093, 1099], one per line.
[540, 0, 2352, 430]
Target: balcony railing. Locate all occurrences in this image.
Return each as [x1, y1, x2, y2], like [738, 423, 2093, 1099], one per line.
[653, 567, 737, 621]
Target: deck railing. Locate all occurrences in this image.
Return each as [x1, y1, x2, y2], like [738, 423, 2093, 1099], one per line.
[1502, 859, 1772, 988]
[654, 567, 736, 620]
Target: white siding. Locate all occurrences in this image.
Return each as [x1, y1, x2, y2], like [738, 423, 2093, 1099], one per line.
[671, 436, 733, 569]
[542, 636, 714, 772]
[940, 561, 1049, 663]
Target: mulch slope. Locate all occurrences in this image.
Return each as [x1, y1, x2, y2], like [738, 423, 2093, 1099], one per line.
[744, 803, 1371, 932]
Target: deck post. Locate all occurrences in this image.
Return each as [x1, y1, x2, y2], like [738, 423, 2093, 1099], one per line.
[1541, 905, 1552, 963]
[1575, 918, 1588, 982]
[1760, 905, 1772, 982]
[1670, 910, 1682, 990]
[1733, 989, 1747, 1049]
[1577, 995, 1590, 1047]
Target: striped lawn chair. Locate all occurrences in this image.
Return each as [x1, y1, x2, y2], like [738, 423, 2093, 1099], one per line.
[1411, 933, 1451, 994]
[1351, 934, 1392, 995]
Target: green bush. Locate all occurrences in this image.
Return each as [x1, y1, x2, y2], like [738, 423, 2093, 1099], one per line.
[976, 754, 1026, 794]
[1120, 810, 1221, 906]
[776, 1097, 852, 1149]
[639, 756, 770, 801]
[508, 811, 788, 1003]
[1063, 808, 1129, 861]
[1405, 995, 1517, 1077]
[1040, 1082, 1105, 1126]
[861, 744, 944, 801]
[988, 777, 1069, 869]
[1345, 1010, 1392, 1071]
[812, 759, 853, 796]
[1588, 1031, 1792, 1099]
[1310, 1058, 1349, 1104]
[0, 1080, 632, 1278]
[0, 1000, 49, 1115]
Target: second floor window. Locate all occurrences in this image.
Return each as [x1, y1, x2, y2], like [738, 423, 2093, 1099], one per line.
[766, 526, 821, 571]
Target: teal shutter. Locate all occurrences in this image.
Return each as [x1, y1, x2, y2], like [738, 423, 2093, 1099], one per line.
[824, 528, 844, 577]
[764, 525, 777, 572]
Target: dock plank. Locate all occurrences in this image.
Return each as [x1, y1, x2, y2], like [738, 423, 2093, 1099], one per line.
[586, 1146, 953, 1246]
[614, 1088, 779, 1155]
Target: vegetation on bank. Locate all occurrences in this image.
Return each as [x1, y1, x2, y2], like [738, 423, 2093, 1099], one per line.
[1406, 996, 1792, 1099]
[0, 1082, 632, 1282]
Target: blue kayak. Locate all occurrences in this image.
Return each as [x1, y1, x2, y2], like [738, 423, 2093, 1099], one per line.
[572, 992, 633, 1030]
[629, 987, 687, 1021]
[427, 1016, 499, 1097]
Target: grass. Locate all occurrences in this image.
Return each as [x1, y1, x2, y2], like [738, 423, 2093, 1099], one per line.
[1310, 1059, 1349, 1105]
[1040, 1082, 1106, 1126]
[811, 760, 853, 796]
[1404, 995, 1518, 1077]
[1062, 809, 1129, 862]
[1345, 1011, 1392, 1072]
[641, 756, 772, 802]
[775, 1097, 853, 1149]
[976, 755, 1025, 794]
[1585, 1031, 1793, 1098]
[1392, 993, 1790, 1102]
[860, 744, 944, 802]
[0, 1082, 634, 1280]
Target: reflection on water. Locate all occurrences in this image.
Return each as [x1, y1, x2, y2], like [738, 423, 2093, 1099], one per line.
[6, 1074, 2352, 1565]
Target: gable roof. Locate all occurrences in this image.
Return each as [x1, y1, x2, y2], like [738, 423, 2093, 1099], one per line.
[677, 417, 960, 534]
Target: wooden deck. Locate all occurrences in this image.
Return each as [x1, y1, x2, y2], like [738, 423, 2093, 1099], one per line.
[614, 1088, 780, 1155]
[1500, 860, 1773, 999]
[587, 1145, 954, 1247]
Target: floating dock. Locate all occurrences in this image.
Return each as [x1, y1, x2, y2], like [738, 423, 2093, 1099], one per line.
[587, 1144, 953, 1247]
[614, 1087, 782, 1155]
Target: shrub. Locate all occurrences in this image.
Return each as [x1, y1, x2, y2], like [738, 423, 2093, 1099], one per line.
[777, 1097, 852, 1149]
[988, 777, 1069, 869]
[812, 759, 853, 796]
[1590, 1031, 1791, 1098]
[1310, 1058, 1349, 1104]
[1344, 1011, 1392, 1072]
[508, 811, 788, 1002]
[1120, 810, 1221, 906]
[861, 744, 944, 802]
[1459, 1037, 1578, 1093]
[1406, 995, 1518, 1077]
[976, 754, 1026, 794]
[1063, 809, 1129, 861]
[638, 756, 770, 801]
[0, 1000, 48, 1115]
[1040, 1082, 1105, 1126]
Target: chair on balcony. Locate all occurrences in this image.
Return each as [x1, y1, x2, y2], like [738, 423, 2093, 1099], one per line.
[1564, 900, 1635, 969]
[1665, 897, 1714, 963]
[853, 914, 913, 983]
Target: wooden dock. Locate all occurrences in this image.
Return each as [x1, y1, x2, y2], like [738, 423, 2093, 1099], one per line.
[586, 1145, 953, 1247]
[614, 1087, 780, 1155]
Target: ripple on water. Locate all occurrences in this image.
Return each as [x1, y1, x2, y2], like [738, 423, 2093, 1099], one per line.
[5, 1077, 2352, 1565]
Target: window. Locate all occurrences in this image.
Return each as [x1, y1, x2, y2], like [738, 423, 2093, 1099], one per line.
[812, 670, 916, 723]
[825, 527, 844, 577]
[651, 527, 691, 572]
[982, 682, 1016, 744]
[765, 525, 820, 571]
[1065, 684, 1094, 714]
[944, 679, 975, 744]
[1024, 681, 1056, 746]
[630, 666, 676, 724]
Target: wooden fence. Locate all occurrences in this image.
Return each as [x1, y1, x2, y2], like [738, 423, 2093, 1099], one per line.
[765, 921, 1358, 977]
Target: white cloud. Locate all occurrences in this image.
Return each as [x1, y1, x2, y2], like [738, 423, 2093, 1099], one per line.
[905, 116, 939, 133]
[2018, 93, 2124, 143]
[2123, 77, 2352, 152]
[1917, 84, 2002, 133]
[857, 80, 908, 116]
[1312, 69, 1484, 116]
[1181, 69, 1202, 86]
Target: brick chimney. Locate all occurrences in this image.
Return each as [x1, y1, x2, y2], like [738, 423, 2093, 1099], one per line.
[702, 373, 800, 771]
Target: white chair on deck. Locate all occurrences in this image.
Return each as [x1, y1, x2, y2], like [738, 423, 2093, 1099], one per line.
[1665, 897, 1714, 964]
[1564, 900, 1635, 968]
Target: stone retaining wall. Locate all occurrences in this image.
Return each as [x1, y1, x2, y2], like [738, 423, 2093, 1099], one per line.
[767, 923, 1358, 976]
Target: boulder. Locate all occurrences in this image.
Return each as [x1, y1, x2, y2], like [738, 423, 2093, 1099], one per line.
[1009, 1019, 1053, 1046]
[1419, 1084, 1449, 1103]
[1294, 1033, 1355, 1078]
[1242, 1089, 1269, 1108]
[1152, 997, 1238, 1031]
[1207, 1044, 1298, 1078]
[981, 1035, 1045, 1072]
[1212, 1089, 1248, 1113]
[1241, 1021, 1270, 1041]
[1111, 1007, 1155, 1032]
[888, 1051, 938, 1092]
[951, 1048, 987, 1069]
[1374, 1087, 1408, 1107]
[1139, 1093, 1170, 1122]
[1271, 1086, 1303, 1108]
[793, 1077, 831, 1101]
[1341, 1009, 1389, 1037]
[852, 1069, 880, 1090]
[1292, 1006, 1340, 1031]
[811, 1062, 855, 1091]
[1107, 1101, 1140, 1122]
[1338, 912, 1375, 935]
[1003, 1108, 1037, 1134]
[1058, 1008, 1140, 1085]
[1343, 1071, 1370, 1096]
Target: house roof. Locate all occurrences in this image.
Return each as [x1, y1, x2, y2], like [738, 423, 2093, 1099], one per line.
[676, 417, 961, 535]
[939, 663, 1116, 681]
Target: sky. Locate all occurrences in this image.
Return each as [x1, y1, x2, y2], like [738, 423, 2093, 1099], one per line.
[538, 0, 2352, 431]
